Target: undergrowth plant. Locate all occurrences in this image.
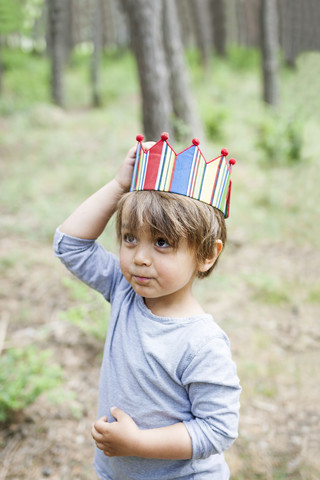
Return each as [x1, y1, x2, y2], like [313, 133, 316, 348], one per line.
[0, 345, 63, 423]
[256, 111, 304, 166]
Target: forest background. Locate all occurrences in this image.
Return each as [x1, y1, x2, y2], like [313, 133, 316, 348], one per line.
[0, 0, 320, 479]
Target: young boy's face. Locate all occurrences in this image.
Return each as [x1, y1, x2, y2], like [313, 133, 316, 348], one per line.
[119, 204, 200, 314]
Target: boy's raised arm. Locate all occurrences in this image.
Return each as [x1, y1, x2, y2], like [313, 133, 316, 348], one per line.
[59, 145, 137, 239]
[60, 178, 124, 240]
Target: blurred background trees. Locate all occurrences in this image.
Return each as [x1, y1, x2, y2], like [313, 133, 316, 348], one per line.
[1, 0, 320, 137]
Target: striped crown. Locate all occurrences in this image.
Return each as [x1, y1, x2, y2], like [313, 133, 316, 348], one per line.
[130, 132, 236, 218]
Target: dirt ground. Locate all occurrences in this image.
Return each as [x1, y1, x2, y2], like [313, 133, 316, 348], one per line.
[0, 232, 319, 480]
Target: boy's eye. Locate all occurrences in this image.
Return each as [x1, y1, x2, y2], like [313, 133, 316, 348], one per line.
[155, 238, 170, 248]
[123, 233, 137, 244]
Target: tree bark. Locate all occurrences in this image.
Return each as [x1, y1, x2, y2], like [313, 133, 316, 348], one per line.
[162, 0, 203, 139]
[245, 0, 261, 48]
[47, 0, 65, 106]
[91, 0, 103, 107]
[189, 0, 213, 68]
[210, 0, 227, 57]
[279, 0, 303, 68]
[235, 0, 248, 46]
[120, 0, 173, 140]
[260, 0, 279, 106]
[175, 0, 194, 48]
[64, 0, 74, 62]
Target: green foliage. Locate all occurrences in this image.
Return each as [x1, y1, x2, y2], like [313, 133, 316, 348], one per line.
[22, 0, 44, 35]
[0, 48, 50, 114]
[227, 45, 260, 71]
[0, 0, 43, 37]
[307, 285, 320, 304]
[60, 277, 109, 342]
[0, 346, 63, 423]
[65, 48, 138, 108]
[170, 114, 192, 142]
[203, 106, 228, 141]
[246, 274, 291, 305]
[256, 111, 304, 166]
[0, 0, 23, 35]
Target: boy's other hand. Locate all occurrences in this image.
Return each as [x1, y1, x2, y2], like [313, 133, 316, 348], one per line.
[115, 142, 155, 192]
[91, 407, 140, 457]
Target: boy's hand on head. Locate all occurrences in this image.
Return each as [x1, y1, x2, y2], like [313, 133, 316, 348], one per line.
[91, 407, 140, 457]
[115, 142, 155, 192]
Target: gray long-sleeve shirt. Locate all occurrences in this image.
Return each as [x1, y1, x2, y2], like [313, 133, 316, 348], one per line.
[54, 229, 241, 480]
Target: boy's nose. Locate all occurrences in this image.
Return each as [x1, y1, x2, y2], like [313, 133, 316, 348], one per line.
[133, 244, 152, 266]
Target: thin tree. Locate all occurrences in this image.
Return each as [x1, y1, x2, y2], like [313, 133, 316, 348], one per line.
[120, 0, 173, 140]
[278, 0, 300, 68]
[47, 0, 65, 106]
[64, 0, 74, 62]
[162, 0, 203, 139]
[91, 0, 103, 107]
[210, 0, 227, 57]
[189, 0, 213, 68]
[260, 0, 279, 106]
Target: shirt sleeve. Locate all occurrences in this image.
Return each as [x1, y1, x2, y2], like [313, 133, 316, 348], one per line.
[182, 336, 241, 460]
[53, 228, 122, 302]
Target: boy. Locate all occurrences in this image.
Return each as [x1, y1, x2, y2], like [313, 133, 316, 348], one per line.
[54, 134, 241, 479]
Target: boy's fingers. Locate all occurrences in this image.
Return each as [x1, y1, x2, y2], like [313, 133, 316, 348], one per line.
[93, 416, 108, 433]
[110, 406, 128, 422]
[127, 146, 137, 157]
[91, 425, 103, 441]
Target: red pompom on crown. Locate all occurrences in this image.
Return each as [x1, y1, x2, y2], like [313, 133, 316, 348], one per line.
[221, 148, 228, 157]
[161, 132, 169, 141]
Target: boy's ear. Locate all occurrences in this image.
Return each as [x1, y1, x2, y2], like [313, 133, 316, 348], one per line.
[198, 240, 223, 273]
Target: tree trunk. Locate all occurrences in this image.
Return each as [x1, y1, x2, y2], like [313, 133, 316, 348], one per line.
[235, 0, 248, 46]
[162, 0, 203, 139]
[104, 0, 129, 49]
[210, 0, 227, 57]
[175, 0, 194, 48]
[245, 0, 261, 48]
[120, 0, 173, 140]
[91, 0, 103, 107]
[64, 0, 74, 62]
[225, 0, 238, 47]
[190, 0, 213, 68]
[260, 0, 279, 106]
[47, 0, 65, 106]
[278, 0, 300, 68]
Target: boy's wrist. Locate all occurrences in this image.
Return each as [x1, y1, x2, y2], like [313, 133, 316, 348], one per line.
[134, 428, 156, 458]
[114, 176, 129, 193]
[132, 424, 193, 460]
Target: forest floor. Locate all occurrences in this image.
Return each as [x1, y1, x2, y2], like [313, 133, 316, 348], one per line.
[1, 50, 320, 480]
[1, 232, 319, 480]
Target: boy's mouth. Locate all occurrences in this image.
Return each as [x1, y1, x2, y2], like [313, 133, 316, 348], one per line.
[134, 275, 151, 284]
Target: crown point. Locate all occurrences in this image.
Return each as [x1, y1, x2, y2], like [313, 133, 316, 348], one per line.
[161, 132, 169, 141]
[192, 138, 200, 146]
[136, 134, 144, 142]
[221, 148, 229, 156]
[229, 158, 236, 165]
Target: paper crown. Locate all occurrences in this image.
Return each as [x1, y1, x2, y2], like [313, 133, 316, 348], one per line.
[130, 133, 236, 218]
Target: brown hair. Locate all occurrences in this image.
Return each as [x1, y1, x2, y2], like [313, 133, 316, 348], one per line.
[116, 191, 227, 278]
